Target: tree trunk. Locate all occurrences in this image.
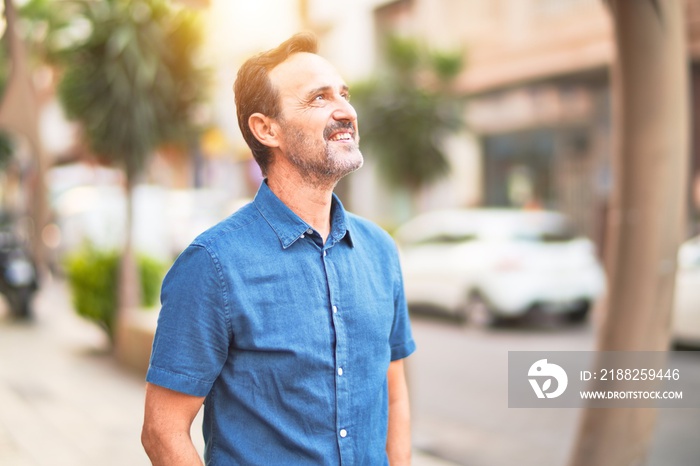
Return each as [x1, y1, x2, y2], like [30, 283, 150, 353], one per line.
[0, 0, 49, 277]
[569, 1, 689, 465]
[115, 173, 141, 350]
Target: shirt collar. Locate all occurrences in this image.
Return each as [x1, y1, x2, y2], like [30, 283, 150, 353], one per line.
[254, 180, 354, 249]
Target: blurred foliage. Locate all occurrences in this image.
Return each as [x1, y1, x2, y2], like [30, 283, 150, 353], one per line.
[139, 253, 165, 308]
[0, 131, 13, 170]
[17, 0, 84, 65]
[64, 244, 166, 343]
[0, 26, 10, 172]
[352, 35, 466, 191]
[57, 0, 208, 181]
[0, 26, 8, 99]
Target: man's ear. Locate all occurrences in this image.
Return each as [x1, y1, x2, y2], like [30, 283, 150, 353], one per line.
[248, 113, 280, 149]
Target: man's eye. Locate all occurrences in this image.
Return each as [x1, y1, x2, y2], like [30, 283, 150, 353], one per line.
[342, 93, 351, 101]
[314, 94, 325, 101]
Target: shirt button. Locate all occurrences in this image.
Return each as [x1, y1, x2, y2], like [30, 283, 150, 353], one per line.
[306, 228, 314, 235]
[338, 367, 343, 376]
[332, 306, 338, 313]
[339, 429, 347, 438]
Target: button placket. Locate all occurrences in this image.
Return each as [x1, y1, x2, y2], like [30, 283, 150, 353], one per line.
[323, 243, 350, 460]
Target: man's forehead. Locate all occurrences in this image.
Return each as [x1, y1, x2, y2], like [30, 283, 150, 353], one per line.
[269, 52, 346, 94]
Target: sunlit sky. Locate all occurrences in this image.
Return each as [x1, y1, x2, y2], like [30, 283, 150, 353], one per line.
[0, 0, 301, 62]
[202, 0, 300, 63]
[200, 0, 382, 75]
[196, 0, 302, 152]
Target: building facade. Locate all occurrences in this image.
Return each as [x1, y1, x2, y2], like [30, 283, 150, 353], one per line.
[317, 0, 700, 246]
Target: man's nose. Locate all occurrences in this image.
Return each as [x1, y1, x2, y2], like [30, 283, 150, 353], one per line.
[332, 97, 358, 122]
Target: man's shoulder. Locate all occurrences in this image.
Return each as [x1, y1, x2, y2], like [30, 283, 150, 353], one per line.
[190, 201, 262, 250]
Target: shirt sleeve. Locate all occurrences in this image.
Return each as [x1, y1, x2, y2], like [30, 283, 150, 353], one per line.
[146, 244, 231, 397]
[389, 244, 416, 361]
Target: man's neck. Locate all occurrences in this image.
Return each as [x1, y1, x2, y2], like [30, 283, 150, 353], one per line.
[266, 164, 335, 243]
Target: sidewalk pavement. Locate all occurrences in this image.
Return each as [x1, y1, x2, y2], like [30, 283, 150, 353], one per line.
[0, 277, 455, 466]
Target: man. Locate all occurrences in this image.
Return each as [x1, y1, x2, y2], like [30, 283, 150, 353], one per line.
[141, 32, 416, 465]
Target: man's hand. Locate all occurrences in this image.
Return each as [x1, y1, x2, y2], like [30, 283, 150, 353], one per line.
[142, 383, 206, 466]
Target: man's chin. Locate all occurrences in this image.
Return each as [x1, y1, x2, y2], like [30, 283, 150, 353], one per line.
[334, 145, 363, 163]
[338, 153, 363, 176]
[348, 157, 364, 173]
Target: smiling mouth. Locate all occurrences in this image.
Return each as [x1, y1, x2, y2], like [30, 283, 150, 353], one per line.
[329, 132, 354, 142]
[325, 121, 356, 142]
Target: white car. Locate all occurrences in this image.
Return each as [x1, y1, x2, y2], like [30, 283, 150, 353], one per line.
[673, 235, 700, 347]
[394, 209, 607, 326]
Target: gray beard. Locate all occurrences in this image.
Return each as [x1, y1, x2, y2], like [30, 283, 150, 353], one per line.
[285, 128, 363, 190]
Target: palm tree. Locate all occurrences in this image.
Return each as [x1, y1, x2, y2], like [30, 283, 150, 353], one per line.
[351, 35, 465, 201]
[58, 0, 206, 344]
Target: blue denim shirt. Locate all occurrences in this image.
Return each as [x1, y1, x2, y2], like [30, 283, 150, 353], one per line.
[146, 181, 416, 465]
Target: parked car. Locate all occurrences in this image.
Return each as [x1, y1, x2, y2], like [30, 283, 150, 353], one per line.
[394, 208, 606, 326]
[672, 234, 700, 347]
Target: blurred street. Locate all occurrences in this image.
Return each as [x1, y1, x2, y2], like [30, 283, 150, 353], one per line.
[0, 277, 150, 466]
[409, 312, 700, 466]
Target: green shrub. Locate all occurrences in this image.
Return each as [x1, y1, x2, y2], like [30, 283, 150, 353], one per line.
[64, 244, 167, 342]
[138, 253, 166, 308]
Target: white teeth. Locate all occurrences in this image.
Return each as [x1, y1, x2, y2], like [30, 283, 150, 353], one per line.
[331, 133, 352, 141]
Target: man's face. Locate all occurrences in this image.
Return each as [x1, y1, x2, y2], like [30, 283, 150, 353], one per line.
[268, 52, 363, 187]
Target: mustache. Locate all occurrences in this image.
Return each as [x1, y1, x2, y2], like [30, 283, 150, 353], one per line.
[323, 121, 355, 140]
